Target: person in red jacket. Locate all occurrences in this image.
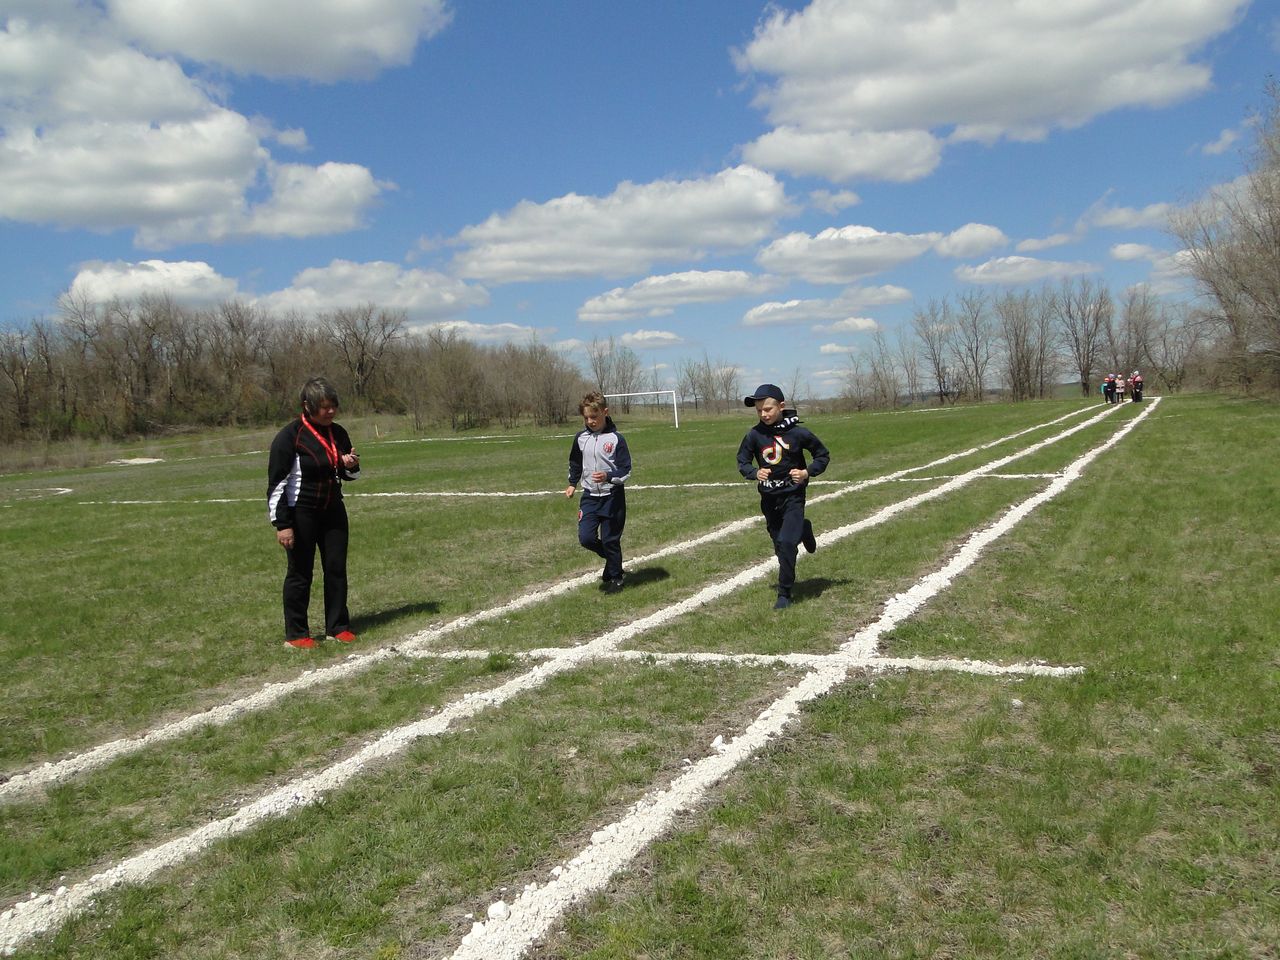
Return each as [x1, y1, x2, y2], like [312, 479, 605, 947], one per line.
[267, 377, 361, 650]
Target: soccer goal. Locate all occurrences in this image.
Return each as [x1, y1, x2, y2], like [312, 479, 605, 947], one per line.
[604, 390, 680, 428]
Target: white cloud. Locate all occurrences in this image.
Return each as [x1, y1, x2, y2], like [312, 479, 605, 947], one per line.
[1146, 249, 1197, 294]
[743, 287, 905, 327]
[809, 189, 861, 214]
[954, 256, 1097, 285]
[1017, 232, 1077, 252]
[933, 223, 1008, 258]
[412, 319, 549, 345]
[1081, 196, 1176, 230]
[735, 0, 1245, 181]
[819, 342, 851, 355]
[1111, 243, 1162, 261]
[1201, 126, 1240, 155]
[743, 126, 942, 183]
[578, 270, 780, 322]
[453, 166, 791, 283]
[246, 162, 389, 238]
[0, 11, 393, 245]
[67, 259, 239, 306]
[256, 260, 488, 319]
[108, 0, 452, 81]
[812, 316, 880, 334]
[757, 225, 939, 284]
[620, 329, 684, 349]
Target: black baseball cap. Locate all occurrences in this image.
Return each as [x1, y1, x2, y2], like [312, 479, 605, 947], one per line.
[744, 383, 785, 406]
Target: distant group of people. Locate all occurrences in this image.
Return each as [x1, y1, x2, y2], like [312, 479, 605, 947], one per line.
[267, 379, 831, 648]
[1102, 370, 1144, 404]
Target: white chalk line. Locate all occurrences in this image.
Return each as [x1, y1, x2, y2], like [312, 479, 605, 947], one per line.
[0, 403, 1125, 953]
[443, 398, 1159, 960]
[69, 480, 851, 506]
[0, 404, 1102, 801]
[416, 646, 1082, 678]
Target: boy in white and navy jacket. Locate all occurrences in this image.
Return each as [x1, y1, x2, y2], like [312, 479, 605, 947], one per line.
[564, 391, 631, 593]
[737, 383, 830, 610]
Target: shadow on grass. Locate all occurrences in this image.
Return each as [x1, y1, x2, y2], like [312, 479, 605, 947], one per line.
[622, 566, 672, 588]
[792, 576, 852, 604]
[357, 600, 442, 630]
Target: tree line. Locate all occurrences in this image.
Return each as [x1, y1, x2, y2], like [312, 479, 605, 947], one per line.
[3, 86, 1277, 442]
[838, 278, 1206, 410]
[0, 296, 587, 444]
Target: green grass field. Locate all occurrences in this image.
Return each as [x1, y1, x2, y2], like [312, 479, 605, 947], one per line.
[1, 394, 1276, 959]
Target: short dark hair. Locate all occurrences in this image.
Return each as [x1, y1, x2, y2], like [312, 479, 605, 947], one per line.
[300, 377, 340, 415]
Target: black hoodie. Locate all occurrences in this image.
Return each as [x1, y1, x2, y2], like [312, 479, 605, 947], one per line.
[736, 412, 830, 496]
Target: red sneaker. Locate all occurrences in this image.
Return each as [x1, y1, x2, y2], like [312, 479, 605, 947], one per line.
[284, 637, 317, 650]
[331, 630, 357, 644]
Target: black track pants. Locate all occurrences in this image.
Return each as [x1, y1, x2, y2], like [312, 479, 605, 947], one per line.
[282, 502, 350, 640]
[578, 488, 626, 581]
[761, 491, 806, 597]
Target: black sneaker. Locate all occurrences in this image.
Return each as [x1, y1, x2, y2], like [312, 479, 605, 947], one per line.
[603, 575, 625, 594]
[773, 595, 792, 610]
[801, 519, 817, 554]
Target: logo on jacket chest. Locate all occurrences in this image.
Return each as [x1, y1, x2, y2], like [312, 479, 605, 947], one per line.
[603, 441, 614, 454]
[761, 437, 791, 465]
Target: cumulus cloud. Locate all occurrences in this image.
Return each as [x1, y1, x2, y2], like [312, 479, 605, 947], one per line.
[411, 319, 549, 344]
[809, 189, 861, 214]
[812, 316, 880, 334]
[1017, 232, 1077, 253]
[934, 223, 1008, 258]
[734, 0, 1245, 182]
[620, 329, 685, 349]
[743, 126, 942, 183]
[955, 256, 1097, 285]
[246, 162, 389, 238]
[67, 259, 239, 306]
[819, 342, 851, 355]
[108, 0, 452, 81]
[1201, 126, 1241, 155]
[0, 8, 398, 245]
[742, 286, 905, 327]
[1111, 243, 1162, 261]
[578, 270, 781, 322]
[452, 166, 791, 283]
[255, 260, 488, 319]
[1080, 195, 1176, 230]
[757, 226, 939, 284]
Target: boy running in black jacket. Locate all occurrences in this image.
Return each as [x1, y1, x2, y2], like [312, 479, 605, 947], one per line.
[737, 384, 830, 610]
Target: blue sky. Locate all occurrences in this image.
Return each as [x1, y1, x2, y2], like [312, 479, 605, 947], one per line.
[1, 0, 1275, 396]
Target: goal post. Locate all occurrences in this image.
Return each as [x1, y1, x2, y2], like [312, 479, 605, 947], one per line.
[603, 390, 680, 428]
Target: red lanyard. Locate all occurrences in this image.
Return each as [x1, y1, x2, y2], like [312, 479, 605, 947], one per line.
[300, 415, 339, 471]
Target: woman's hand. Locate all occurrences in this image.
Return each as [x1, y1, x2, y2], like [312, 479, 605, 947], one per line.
[276, 528, 295, 550]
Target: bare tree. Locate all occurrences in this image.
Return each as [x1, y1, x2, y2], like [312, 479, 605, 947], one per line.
[1146, 302, 1205, 393]
[896, 327, 922, 405]
[321, 304, 405, 405]
[1169, 80, 1280, 392]
[1055, 277, 1112, 396]
[912, 298, 958, 405]
[867, 328, 899, 407]
[611, 343, 644, 411]
[951, 290, 994, 401]
[586, 336, 617, 395]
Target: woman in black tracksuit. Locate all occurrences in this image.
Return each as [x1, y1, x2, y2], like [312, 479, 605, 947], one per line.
[267, 378, 360, 649]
